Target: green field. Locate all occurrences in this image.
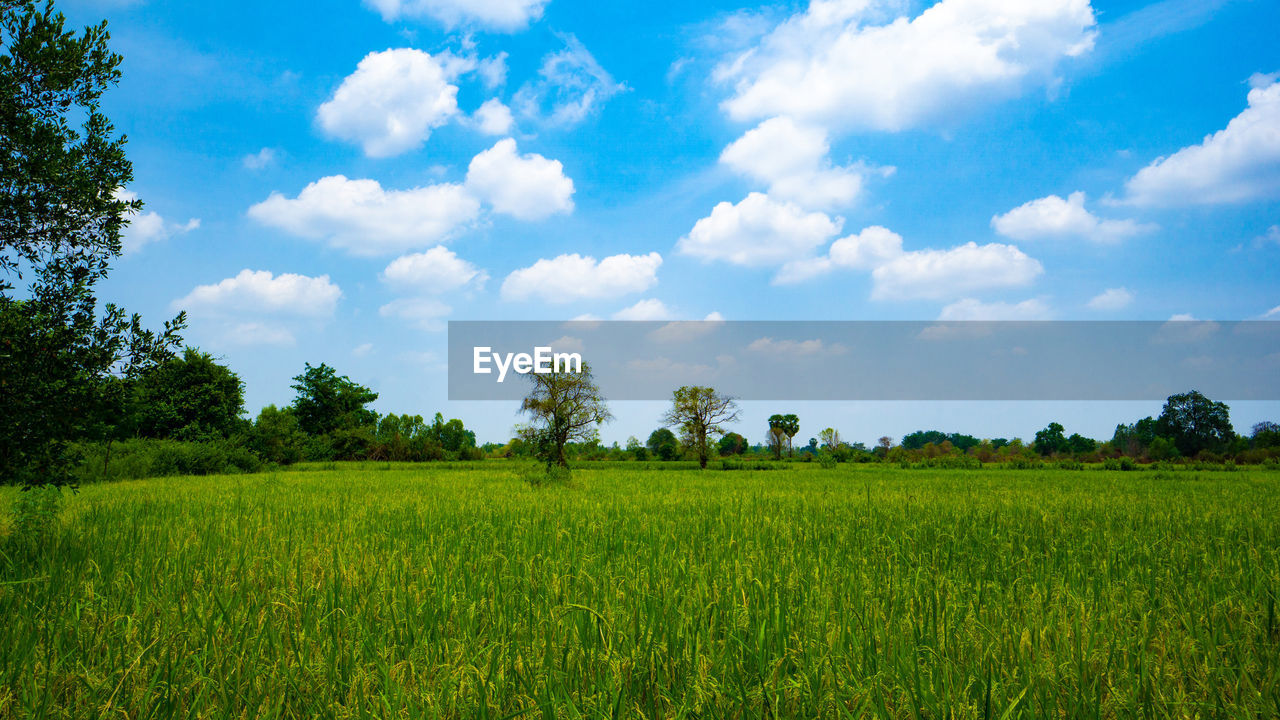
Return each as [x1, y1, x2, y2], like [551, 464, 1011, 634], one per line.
[1, 465, 1278, 718]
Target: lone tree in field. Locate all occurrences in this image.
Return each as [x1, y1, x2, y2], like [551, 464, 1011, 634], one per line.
[661, 386, 740, 469]
[819, 427, 841, 452]
[1155, 390, 1233, 457]
[1, 1, 184, 487]
[518, 363, 611, 470]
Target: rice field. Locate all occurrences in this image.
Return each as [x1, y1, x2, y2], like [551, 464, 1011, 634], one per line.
[1, 464, 1278, 718]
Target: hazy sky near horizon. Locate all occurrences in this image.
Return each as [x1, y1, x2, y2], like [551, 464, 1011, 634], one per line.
[60, 0, 1280, 445]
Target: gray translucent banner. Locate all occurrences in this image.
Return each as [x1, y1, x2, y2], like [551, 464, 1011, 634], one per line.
[447, 321, 1280, 401]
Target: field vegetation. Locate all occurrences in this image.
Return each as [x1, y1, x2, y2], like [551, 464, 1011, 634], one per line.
[2, 463, 1278, 717]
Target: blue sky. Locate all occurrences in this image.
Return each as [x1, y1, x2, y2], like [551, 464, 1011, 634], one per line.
[62, 0, 1280, 446]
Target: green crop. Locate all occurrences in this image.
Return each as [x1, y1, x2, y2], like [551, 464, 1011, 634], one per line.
[1, 464, 1277, 718]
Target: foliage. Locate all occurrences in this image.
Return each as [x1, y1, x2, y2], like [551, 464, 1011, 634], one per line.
[1156, 390, 1233, 457]
[766, 413, 798, 460]
[717, 431, 747, 457]
[68, 438, 262, 482]
[517, 363, 611, 469]
[1033, 422, 1067, 456]
[0, 1, 185, 487]
[4, 483, 61, 558]
[289, 363, 378, 436]
[660, 385, 740, 469]
[130, 348, 245, 440]
[2, 465, 1278, 716]
[646, 428, 679, 461]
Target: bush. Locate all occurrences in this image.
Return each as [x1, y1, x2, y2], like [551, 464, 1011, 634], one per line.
[69, 438, 264, 483]
[1005, 457, 1044, 470]
[6, 485, 63, 559]
[1102, 457, 1139, 472]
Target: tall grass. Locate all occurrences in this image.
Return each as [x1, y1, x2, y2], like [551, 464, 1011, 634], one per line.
[1, 465, 1277, 717]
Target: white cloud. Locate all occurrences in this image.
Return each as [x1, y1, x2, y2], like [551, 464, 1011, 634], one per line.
[773, 225, 1042, 301]
[501, 252, 662, 303]
[677, 192, 842, 267]
[717, 0, 1097, 132]
[317, 49, 460, 158]
[775, 225, 904, 284]
[382, 246, 487, 293]
[871, 241, 1043, 301]
[241, 148, 276, 170]
[612, 298, 675, 321]
[648, 313, 726, 343]
[937, 298, 1052, 320]
[465, 138, 574, 220]
[364, 0, 548, 31]
[992, 191, 1155, 243]
[473, 98, 515, 135]
[1087, 287, 1135, 311]
[352, 342, 374, 357]
[477, 52, 509, 88]
[378, 297, 452, 330]
[1123, 78, 1280, 206]
[248, 175, 480, 256]
[720, 117, 887, 209]
[115, 189, 199, 254]
[173, 269, 341, 317]
[1263, 305, 1280, 319]
[513, 35, 625, 126]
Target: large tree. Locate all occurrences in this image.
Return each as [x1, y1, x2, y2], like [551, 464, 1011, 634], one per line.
[1155, 390, 1233, 457]
[1, 1, 184, 486]
[646, 427, 679, 461]
[289, 363, 379, 436]
[661, 385, 739, 469]
[517, 363, 611, 469]
[131, 348, 245, 440]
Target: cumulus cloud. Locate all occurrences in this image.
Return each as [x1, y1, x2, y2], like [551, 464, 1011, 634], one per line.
[501, 252, 662, 303]
[677, 192, 842, 266]
[513, 35, 626, 126]
[465, 138, 574, 220]
[364, 0, 548, 31]
[473, 98, 515, 135]
[381, 246, 488, 294]
[937, 297, 1052, 320]
[317, 49, 460, 157]
[173, 269, 341, 317]
[1122, 78, 1280, 206]
[115, 189, 199, 254]
[871, 241, 1043, 301]
[717, 0, 1097, 132]
[248, 175, 480, 256]
[612, 298, 676, 321]
[773, 225, 1042, 300]
[775, 225, 903, 284]
[378, 297, 453, 330]
[992, 191, 1155, 243]
[1087, 287, 1135, 311]
[720, 117, 888, 209]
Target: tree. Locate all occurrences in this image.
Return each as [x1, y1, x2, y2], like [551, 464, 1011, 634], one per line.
[1066, 433, 1097, 455]
[289, 363, 378, 436]
[875, 436, 893, 459]
[625, 436, 648, 461]
[131, 348, 244, 440]
[1252, 421, 1280, 449]
[1155, 390, 1233, 457]
[767, 413, 799, 459]
[647, 428, 679, 461]
[718, 432, 747, 456]
[1033, 422, 1067, 456]
[661, 385, 740, 469]
[818, 427, 842, 452]
[517, 363, 611, 469]
[1, 2, 185, 487]
[249, 405, 306, 465]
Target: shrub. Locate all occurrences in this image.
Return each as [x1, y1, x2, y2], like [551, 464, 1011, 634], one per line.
[69, 439, 264, 483]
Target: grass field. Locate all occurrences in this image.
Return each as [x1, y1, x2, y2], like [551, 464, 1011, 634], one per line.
[1, 464, 1278, 718]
